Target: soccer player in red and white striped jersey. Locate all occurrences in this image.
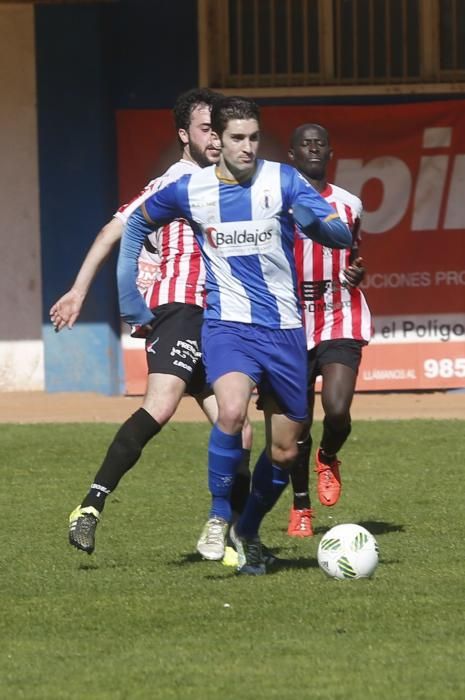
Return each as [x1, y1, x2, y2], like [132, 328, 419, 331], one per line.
[294, 182, 372, 350]
[50, 88, 252, 557]
[114, 158, 205, 310]
[287, 123, 372, 537]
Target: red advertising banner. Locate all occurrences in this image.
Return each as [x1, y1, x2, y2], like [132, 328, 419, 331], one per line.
[117, 100, 465, 393]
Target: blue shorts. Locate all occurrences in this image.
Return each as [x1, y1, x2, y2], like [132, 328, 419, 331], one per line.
[201, 320, 308, 422]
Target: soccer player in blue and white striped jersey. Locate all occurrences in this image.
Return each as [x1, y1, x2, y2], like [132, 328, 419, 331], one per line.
[118, 96, 351, 574]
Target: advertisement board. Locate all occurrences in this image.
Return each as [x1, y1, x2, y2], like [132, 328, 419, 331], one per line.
[117, 100, 465, 393]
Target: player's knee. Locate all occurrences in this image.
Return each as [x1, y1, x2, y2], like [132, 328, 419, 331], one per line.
[142, 399, 179, 426]
[325, 402, 350, 427]
[217, 402, 248, 434]
[270, 441, 299, 468]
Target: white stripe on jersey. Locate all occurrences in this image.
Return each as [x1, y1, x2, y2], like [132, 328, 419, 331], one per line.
[251, 163, 297, 325]
[297, 182, 372, 348]
[184, 167, 252, 321]
[150, 219, 204, 308]
[210, 261, 253, 323]
[186, 160, 302, 328]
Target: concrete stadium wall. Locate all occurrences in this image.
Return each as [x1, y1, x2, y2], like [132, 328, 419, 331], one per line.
[0, 5, 43, 391]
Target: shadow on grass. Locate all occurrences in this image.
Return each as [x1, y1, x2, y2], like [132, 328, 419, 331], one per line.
[77, 561, 100, 571]
[171, 551, 320, 579]
[174, 552, 206, 565]
[309, 521, 405, 537]
[169, 521, 404, 574]
[201, 557, 320, 579]
[279, 521, 405, 538]
[270, 556, 320, 572]
[358, 521, 406, 536]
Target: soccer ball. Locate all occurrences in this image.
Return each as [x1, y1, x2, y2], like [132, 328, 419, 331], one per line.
[317, 523, 379, 580]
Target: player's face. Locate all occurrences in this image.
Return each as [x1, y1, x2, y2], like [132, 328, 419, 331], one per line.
[219, 119, 260, 180]
[289, 126, 332, 181]
[185, 105, 221, 168]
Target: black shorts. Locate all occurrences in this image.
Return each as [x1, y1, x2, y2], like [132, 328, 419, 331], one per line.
[307, 339, 364, 385]
[255, 338, 364, 411]
[145, 303, 207, 396]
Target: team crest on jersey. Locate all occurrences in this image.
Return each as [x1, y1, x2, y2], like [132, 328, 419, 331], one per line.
[203, 219, 279, 257]
[260, 190, 274, 210]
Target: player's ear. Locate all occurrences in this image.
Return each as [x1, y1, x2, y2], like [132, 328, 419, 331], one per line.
[178, 128, 189, 146]
[329, 148, 334, 161]
[211, 130, 221, 147]
[288, 148, 295, 162]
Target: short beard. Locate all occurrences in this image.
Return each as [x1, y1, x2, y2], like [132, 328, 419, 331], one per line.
[189, 139, 217, 168]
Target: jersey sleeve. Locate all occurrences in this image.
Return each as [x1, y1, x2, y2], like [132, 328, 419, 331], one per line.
[142, 177, 186, 226]
[114, 166, 189, 224]
[287, 170, 352, 249]
[114, 178, 159, 224]
[117, 207, 157, 326]
[117, 178, 188, 325]
[352, 202, 363, 246]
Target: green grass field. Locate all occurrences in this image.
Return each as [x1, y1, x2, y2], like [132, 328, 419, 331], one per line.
[1, 419, 464, 700]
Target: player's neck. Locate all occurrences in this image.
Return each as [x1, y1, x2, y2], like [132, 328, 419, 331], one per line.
[182, 149, 196, 165]
[305, 174, 327, 193]
[216, 158, 256, 184]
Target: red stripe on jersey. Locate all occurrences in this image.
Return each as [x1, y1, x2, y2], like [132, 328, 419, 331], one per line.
[147, 224, 169, 309]
[345, 204, 353, 231]
[330, 248, 343, 340]
[300, 183, 372, 349]
[145, 220, 205, 309]
[312, 241, 325, 346]
[294, 234, 305, 327]
[185, 230, 203, 306]
[350, 287, 363, 339]
[342, 202, 363, 339]
[117, 183, 152, 216]
[168, 221, 182, 302]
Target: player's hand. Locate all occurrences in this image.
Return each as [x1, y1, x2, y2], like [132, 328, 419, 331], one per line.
[342, 257, 365, 288]
[49, 289, 85, 332]
[130, 322, 155, 339]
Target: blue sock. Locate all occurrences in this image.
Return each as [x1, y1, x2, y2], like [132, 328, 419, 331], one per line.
[208, 424, 242, 522]
[236, 449, 289, 538]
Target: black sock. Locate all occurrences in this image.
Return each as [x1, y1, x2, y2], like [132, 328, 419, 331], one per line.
[320, 416, 351, 458]
[290, 436, 312, 509]
[230, 448, 251, 517]
[230, 472, 251, 517]
[318, 448, 337, 464]
[81, 408, 161, 512]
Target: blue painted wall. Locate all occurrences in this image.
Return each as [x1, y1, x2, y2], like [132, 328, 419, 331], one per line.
[35, 0, 198, 393]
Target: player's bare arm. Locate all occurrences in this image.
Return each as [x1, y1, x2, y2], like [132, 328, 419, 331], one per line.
[50, 217, 124, 331]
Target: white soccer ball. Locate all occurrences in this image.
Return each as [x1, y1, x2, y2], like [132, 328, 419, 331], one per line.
[317, 523, 379, 580]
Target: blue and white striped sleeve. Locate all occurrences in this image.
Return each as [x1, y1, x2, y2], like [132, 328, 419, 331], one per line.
[117, 180, 184, 325]
[117, 207, 155, 326]
[286, 168, 352, 249]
